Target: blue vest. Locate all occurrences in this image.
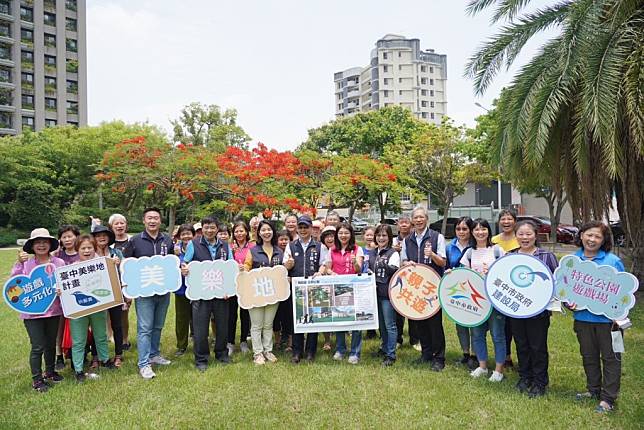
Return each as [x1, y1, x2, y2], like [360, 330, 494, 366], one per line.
[404, 229, 444, 276]
[368, 247, 398, 298]
[190, 237, 229, 262]
[250, 244, 283, 269]
[288, 239, 322, 278]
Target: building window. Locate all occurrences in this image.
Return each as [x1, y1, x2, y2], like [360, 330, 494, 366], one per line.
[45, 76, 56, 93]
[421, 77, 427, 85]
[0, 111, 11, 128]
[22, 94, 34, 109]
[66, 0, 77, 12]
[66, 38, 77, 52]
[382, 52, 388, 60]
[0, 43, 10, 60]
[399, 90, 403, 95]
[66, 79, 78, 94]
[430, 66, 434, 73]
[0, 1, 9, 15]
[66, 58, 78, 73]
[383, 90, 389, 98]
[0, 67, 10, 83]
[45, 33, 56, 47]
[20, 7, 33, 23]
[66, 100, 78, 115]
[430, 90, 434, 97]
[21, 50, 34, 62]
[0, 88, 11, 105]
[398, 64, 403, 71]
[44, 12, 56, 26]
[430, 101, 435, 108]
[0, 22, 10, 37]
[430, 79, 434, 85]
[421, 89, 428, 96]
[65, 17, 77, 32]
[383, 78, 390, 86]
[22, 116, 34, 130]
[382, 65, 388, 73]
[421, 112, 428, 119]
[44, 55, 56, 74]
[398, 51, 402, 57]
[421, 65, 427, 72]
[21, 28, 33, 43]
[421, 101, 428, 107]
[45, 119, 57, 128]
[21, 72, 33, 90]
[430, 112, 435, 119]
[45, 97, 57, 111]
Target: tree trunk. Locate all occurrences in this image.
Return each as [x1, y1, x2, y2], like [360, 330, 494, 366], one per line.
[378, 194, 386, 223]
[441, 203, 450, 236]
[167, 206, 176, 235]
[348, 203, 356, 224]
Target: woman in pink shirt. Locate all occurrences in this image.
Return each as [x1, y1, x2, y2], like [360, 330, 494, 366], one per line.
[11, 228, 66, 392]
[228, 220, 254, 354]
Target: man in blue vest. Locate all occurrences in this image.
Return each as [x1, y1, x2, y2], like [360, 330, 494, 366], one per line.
[283, 215, 323, 363]
[400, 206, 447, 371]
[122, 207, 176, 380]
[180, 216, 234, 371]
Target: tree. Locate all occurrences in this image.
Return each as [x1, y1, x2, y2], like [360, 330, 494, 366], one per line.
[171, 102, 250, 150]
[393, 117, 492, 235]
[466, 0, 644, 279]
[293, 150, 334, 211]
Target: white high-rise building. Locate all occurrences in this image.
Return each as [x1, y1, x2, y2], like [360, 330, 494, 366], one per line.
[334, 34, 447, 124]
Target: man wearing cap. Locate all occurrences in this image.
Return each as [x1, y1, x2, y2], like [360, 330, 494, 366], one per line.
[283, 216, 323, 363]
[122, 208, 175, 380]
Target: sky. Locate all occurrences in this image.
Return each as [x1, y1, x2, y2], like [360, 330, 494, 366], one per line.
[87, 0, 554, 150]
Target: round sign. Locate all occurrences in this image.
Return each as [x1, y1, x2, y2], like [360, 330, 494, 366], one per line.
[388, 264, 441, 320]
[485, 254, 555, 318]
[438, 268, 492, 327]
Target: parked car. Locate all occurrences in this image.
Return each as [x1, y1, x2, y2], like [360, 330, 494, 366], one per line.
[381, 218, 399, 236]
[610, 221, 625, 247]
[516, 215, 578, 244]
[351, 216, 368, 234]
[429, 218, 460, 239]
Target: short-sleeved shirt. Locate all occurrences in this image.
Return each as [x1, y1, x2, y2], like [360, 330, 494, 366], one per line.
[492, 234, 519, 252]
[460, 245, 504, 275]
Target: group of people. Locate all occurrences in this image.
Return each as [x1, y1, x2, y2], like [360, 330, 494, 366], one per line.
[12, 207, 628, 413]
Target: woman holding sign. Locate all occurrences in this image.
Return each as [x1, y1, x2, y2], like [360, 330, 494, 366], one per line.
[229, 220, 253, 354]
[323, 222, 365, 364]
[510, 220, 558, 397]
[243, 220, 284, 365]
[570, 221, 625, 413]
[11, 228, 66, 392]
[459, 219, 506, 382]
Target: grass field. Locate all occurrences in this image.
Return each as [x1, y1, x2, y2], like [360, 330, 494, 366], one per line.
[0, 248, 642, 429]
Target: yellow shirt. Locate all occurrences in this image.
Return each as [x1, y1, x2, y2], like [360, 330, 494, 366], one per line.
[492, 234, 519, 252]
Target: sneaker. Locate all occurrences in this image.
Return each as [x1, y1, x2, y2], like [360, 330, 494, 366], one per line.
[576, 391, 600, 401]
[86, 372, 100, 380]
[196, 363, 207, 372]
[253, 353, 265, 365]
[413, 343, 422, 352]
[528, 385, 546, 398]
[149, 355, 172, 366]
[240, 342, 250, 354]
[348, 355, 359, 365]
[489, 371, 504, 382]
[431, 361, 445, 372]
[174, 348, 186, 357]
[595, 401, 614, 413]
[227, 343, 235, 356]
[74, 372, 86, 383]
[323, 342, 332, 351]
[263, 352, 278, 363]
[470, 367, 489, 378]
[466, 356, 479, 371]
[32, 378, 49, 392]
[55, 355, 65, 371]
[218, 355, 231, 364]
[516, 378, 532, 393]
[458, 354, 470, 365]
[43, 371, 64, 383]
[139, 365, 156, 380]
[332, 352, 344, 361]
[382, 357, 395, 367]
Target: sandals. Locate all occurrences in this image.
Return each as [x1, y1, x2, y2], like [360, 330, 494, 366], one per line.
[113, 355, 123, 368]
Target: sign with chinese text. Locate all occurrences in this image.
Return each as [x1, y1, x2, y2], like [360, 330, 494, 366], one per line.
[292, 274, 378, 333]
[120, 255, 181, 298]
[388, 264, 441, 320]
[55, 257, 124, 319]
[185, 259, 239, 300]
[438, 268, 491, 327]
[485, 254, 554, 318]
[236, 266, 290, 309]
[554, 255, 638, 320]
[3, 264, 57, 315]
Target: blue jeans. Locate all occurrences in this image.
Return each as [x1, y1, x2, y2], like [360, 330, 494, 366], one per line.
[471, 309, 506, 365]
[336, 330, 362, 358]
[378, 298, 398, 359]
[456, 323, 472, 353]
[135, 293, 171, 368]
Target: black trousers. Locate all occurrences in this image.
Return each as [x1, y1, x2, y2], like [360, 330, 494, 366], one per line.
[227, 296, 250, 344]
[292, 332, 318, 356]
[273, 296, 293, 338]
[511, 314, 550, 388]
[24, 316, 60, 380]
[396, 312, 419, 345]
[410, 310, 445, 363]
[193, 298, 229, 365]
[108, 306, 123, 356]
[505, 317, 513, 357]
[574, 320, 622, 405]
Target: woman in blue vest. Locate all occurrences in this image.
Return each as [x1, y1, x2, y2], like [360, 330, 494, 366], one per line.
[569, 221, 625, 413]
[445, 216, 478, 370]
[459, 218, 505, 382]
[368, 224, 400, 366]
[243, 220, 284, 365]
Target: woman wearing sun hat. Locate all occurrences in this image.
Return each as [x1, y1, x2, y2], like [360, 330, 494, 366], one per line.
[11, 228, 66, 392]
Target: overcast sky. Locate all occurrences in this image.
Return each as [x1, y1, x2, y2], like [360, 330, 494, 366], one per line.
[87, 0, 553, 150]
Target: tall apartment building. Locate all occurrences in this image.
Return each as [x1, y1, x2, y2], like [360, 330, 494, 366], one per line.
[334, 34, 447, 124]
[0, 0, 86, 135]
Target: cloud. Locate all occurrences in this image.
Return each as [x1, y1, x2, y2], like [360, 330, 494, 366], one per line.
[120, 255, 181, 298]
[236, 266, 290, 309]
[185, 260, 239, 300]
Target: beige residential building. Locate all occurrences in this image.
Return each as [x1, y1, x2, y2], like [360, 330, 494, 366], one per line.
[334, 34, 447, 124]
[0, 0, 86, 135]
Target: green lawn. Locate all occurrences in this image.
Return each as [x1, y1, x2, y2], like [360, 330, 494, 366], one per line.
[0, 248, 641, 429]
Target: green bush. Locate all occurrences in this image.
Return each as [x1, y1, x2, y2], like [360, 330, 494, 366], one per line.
[0, 227, 29, 247]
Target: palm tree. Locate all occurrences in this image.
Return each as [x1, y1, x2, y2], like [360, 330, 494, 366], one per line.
[465, 0, 643, 280]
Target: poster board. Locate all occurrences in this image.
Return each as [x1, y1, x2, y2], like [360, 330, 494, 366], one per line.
[120, 255, 181, 298]
[438, 268, 491, 327]
[388, 264, 441, 320]
[55, 257, 124, 319]
[185, 259, 239, 300]
[3, 263, 57, 315]
[292, 274, 378, 334]
[236, 266, 290, 309]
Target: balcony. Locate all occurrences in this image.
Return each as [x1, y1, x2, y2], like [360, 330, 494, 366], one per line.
[44, 63, 56, 75]
[45, 83, 56, 95]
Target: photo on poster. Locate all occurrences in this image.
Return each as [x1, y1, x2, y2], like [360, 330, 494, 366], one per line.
[332, 305, 355, 322]
[333, 284, 354, 306]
